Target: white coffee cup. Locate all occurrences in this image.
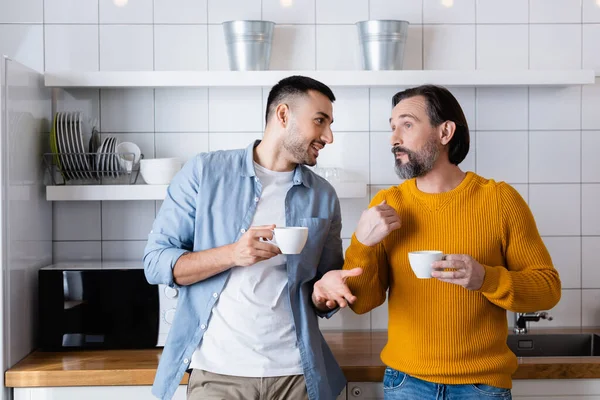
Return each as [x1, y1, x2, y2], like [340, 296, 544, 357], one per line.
[264, 227, 309, 255]
[408, 250, 445, 279]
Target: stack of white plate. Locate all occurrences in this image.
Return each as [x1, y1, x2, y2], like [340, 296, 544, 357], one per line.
[51, 112, 124, 180]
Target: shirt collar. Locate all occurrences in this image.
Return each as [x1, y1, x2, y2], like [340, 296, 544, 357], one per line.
[241, 140, 311, 188]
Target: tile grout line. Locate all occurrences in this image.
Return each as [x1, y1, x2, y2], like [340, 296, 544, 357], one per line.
[580, 0, 584, 328]
[206, 0, 211, 151]
[314, 0, 317, 70]
[42, 0, 46, 71]
[473, 0, 478, 173]
[98, 0, 103, 261]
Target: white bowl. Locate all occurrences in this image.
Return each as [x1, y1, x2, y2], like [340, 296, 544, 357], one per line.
[140, 158, 182, 185]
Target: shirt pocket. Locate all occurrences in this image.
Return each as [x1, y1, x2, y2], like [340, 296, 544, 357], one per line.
[297, 217, 331, 273]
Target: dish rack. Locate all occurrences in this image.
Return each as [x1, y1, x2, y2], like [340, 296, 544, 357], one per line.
[43, 152, 143, 185]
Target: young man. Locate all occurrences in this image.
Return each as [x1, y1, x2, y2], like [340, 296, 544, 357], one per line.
[312, 85, 561, 400]
[144, 76, 346, 400]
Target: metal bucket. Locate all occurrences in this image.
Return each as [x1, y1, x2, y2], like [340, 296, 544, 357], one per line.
[223, 20, 275, 71]
[356, 20, 410, 70]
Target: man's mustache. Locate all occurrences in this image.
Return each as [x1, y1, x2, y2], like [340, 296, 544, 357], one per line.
[391, 146, 412, 155]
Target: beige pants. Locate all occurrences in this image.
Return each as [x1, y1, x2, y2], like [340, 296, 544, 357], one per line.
[187, 369, 309, 400]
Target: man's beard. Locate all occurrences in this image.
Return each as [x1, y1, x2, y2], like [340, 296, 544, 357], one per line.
[392, 136, 439, 179]
[282, 120, 322, 166]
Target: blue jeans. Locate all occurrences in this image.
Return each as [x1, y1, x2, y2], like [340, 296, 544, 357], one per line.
[383, 367, 512, 400]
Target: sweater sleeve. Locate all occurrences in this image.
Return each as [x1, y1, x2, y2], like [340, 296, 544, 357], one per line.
[343, 190, 390, 315]
[478, 183, 562, 313]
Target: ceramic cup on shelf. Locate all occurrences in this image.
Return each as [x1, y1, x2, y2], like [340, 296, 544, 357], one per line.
[116, 142, 141, 174]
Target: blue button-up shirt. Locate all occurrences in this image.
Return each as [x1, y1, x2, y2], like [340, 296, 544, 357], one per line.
[144, 141, 346, 400]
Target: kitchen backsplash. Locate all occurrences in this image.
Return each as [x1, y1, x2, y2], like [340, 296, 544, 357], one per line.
[1, 0, 600, 331]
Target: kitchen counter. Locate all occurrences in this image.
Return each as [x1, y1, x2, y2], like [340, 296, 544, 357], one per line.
[6, 329, 600, 388]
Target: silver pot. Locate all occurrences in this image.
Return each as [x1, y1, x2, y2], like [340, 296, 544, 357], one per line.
[223, 20, 275, 71]
[356, 20, 410, 70]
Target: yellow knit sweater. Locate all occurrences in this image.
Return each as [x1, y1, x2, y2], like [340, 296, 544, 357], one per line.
[344, 172, 561, 389]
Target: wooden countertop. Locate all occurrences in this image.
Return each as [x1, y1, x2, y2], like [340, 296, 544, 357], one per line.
[7, 329, 600, 388]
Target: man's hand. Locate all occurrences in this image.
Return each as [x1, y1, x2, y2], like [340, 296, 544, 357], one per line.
[312, 268, 364, 311]
[431, 254, 485, 290]
[355, 200, 401, 246]
[230, 225, 281, 267]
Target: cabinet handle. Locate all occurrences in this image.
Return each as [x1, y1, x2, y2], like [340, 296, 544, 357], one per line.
[351, 386, 362, 397]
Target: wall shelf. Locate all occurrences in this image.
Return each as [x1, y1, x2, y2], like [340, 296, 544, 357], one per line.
[44, 70, 595, 88]
[46, 181, 367, 201]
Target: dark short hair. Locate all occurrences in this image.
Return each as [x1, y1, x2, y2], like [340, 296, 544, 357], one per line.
[265, 75, 336, 125]
[392, 85, 470, 165]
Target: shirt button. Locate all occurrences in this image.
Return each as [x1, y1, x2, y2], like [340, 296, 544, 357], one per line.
[212, 293, 218, 298]
[183, 358, 189, 364]
[240, 228, 246, 233]
[201, 324, 206, 330]
[254, 197, 259, 202]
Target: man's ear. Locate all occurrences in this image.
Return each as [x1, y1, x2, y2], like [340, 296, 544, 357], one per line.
[276, 103, 290, 128]
[440, 121, 456, 146]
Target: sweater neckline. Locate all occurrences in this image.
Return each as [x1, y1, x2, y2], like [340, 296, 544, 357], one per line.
[407, 171, 476, 211]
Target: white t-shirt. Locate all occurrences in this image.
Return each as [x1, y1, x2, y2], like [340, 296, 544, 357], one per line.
[190, 162, 303, 377]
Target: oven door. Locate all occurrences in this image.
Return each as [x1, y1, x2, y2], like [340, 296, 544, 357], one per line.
[38, 269, 159, 350]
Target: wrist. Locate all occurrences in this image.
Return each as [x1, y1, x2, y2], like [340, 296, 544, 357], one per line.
[222, 244, 236, 268]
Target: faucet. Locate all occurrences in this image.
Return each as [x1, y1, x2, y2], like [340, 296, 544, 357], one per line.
[513, 312, 553, 334]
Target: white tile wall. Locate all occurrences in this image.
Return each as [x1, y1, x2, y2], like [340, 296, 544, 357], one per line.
[529, 131, 580, 183]
[155, 88, 209, 132]
[0, 0, 43, 23]
[423, 0, 475, 24]
[155, 132, 209, 161]
[423, 25, 476, 70]
[262, 0, 315, 24]
[476, 0, 528, 24]
[529, 87, 581, 130]
[584, 0, 600, 23]
[529, 24, 582, 70]
[316, 0, 367, 24]
[154, 0, 207, 24]
[44, 0, 98, 24]
[99, 0, 153, 24]
[583, 80, 600, 129]
[0, 0, 598, 330]
[99, 25, 154, 71]
[154, 25, 208, 71]
[529, 0, 582, 24]
[316, 25, 360, 70]
[529, 184, 581, 236]
[45, 25, 99, 71]
[582, 237, 600, 288]
[476, 25, 528, 70]
[270, 25, 316, 70]
[369, 0, 422, 24]
[476, 131, 528, 184]
[475, 87, 528, 131]
[583, 24, 600, 74]
[543, 237, 581, 289]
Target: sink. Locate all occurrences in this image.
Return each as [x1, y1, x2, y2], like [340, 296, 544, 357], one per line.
[507, 334, 600, 357]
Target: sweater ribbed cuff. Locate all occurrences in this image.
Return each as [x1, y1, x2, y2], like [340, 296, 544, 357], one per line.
[478, 264, 501, 294]
[350, 233, 379, 252]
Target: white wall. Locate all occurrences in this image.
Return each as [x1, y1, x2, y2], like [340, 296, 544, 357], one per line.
[0, 0, 600, 331]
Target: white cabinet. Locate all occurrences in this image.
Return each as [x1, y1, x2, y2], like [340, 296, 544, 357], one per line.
[346, 382, 383, 399]
[14, 386, 188, 400]
[345, 380, 600, 400]
[14, 385, 347, 400]
[13, 380, 600, 400]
